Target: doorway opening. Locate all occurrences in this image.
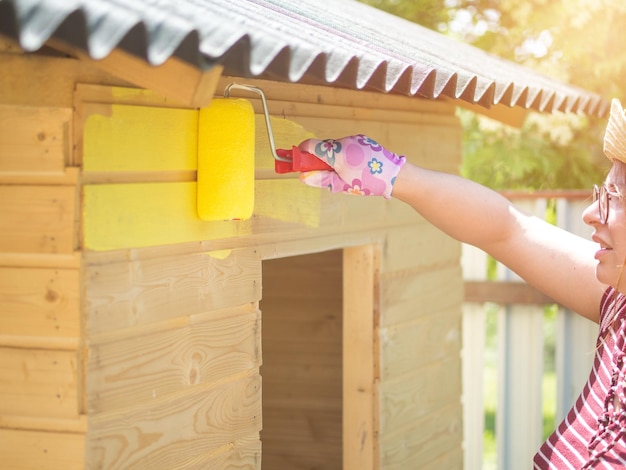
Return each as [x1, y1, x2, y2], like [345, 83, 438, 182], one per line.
[261, 249, 343, 469]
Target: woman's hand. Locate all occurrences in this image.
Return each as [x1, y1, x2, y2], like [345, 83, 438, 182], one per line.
[297, 134, 406, 199]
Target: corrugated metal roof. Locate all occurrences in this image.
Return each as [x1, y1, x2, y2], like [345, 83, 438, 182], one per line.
[0, 0, 609, 116]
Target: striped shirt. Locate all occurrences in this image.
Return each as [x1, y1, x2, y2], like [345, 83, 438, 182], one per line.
[534, 287, 626, 469]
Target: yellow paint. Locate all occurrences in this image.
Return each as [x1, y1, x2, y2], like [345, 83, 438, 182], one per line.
[207, 250, 233, 260]
[83, 104, 198, 171]
[83, 180, 322, 251]
[255, 116, 317, 169]
[83, 182, 246, 251]
[197, 99, 255, 221]
[255, 179, 322, 228]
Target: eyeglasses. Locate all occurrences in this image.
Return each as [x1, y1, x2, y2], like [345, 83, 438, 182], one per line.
[593, 184, 611, 224]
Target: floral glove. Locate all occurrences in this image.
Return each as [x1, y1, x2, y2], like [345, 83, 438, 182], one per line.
[297, 134, 406, 199]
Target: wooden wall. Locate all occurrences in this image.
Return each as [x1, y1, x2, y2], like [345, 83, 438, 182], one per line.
[0, 42, 126, 469]
[1, 38, 464, 469]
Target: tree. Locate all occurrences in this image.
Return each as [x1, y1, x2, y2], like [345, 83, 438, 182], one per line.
[359, 0, 626, 189]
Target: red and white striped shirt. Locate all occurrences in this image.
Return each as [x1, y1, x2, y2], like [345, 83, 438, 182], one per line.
[534, 287, 626, 469]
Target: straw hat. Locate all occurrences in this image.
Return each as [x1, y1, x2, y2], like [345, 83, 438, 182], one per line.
[604, 98, 626, 163]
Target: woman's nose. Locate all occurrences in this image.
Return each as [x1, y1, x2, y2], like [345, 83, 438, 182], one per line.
[582, 200, 600, 226]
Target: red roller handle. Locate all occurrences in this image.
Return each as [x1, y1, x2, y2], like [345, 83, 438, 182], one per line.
[275, 146, 333, 174]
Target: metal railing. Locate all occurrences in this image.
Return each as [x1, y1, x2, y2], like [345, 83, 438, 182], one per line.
[461, 192, 598, 469]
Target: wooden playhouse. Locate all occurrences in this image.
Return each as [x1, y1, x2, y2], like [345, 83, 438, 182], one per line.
[0, 0, 606, 468]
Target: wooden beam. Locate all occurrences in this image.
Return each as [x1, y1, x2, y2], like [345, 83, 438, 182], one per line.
[454, 99, 529, 128]
[48, 39, 223, 108]
[343, 245, 380, 470]
[464, 280, 558, 306]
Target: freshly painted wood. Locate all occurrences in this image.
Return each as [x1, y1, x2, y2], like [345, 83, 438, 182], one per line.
[86, 372, 261, 469]
[0, 185, 76, 254]
[0, 428, 85, 470]
[82, 179, 327, 250]
[0, 105, 71, 173]
[343, 245, 379, 470]
[86, 309, 261, 413]
[0, 347, 79, 420]
[82, 103, 198, 172]
[0, 266, 80, 341]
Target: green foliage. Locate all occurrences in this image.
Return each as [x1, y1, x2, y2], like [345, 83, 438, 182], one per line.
[358, 0, 626, 189]
[357, 0, 451, 30]
[459, 110, 610, 189]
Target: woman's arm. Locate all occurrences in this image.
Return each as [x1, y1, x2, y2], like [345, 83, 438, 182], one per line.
[392, 163, 604, 322]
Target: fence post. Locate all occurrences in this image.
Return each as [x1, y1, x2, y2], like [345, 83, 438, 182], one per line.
[496, 198, 546, 470]
[461, 244, 487, 470]
[555, 198, 598, 421]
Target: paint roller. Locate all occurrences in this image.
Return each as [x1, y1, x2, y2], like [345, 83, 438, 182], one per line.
[197, 84, 331, 221]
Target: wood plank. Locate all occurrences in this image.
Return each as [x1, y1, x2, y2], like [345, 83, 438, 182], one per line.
[0, 51, 130, 108]
[86, 309, 261, 413]
[382, 223, 462, 273]
[218, 76, 454, 115]
[379, 358, 462, 435]
[84, 248, 261, 333]
[76, 84, 193, 108]
[82, 178, 327, 250]
[0, 35, 24, 53]
[0, 167, 80, 185]
[82, 181, 234, 250]
[86, 372, 261, 469]
[191, 436, 261, 470]
[343, 245, 379, 470]
[0, 185, 76, 254]
[379, 403, 463, 470]
[49, 38, 223, 108]
[0, 428, 85, 470]
[0, 267, 80, 340]
[380, 306, 462, 380]
[0, 414, 87, 433]
[0, 251, 81, 269]
[0, 347, 79, 420]
[381, 265, 463, 327]
[82, 103, 198, 172]
[0, 105, 71, 173]
[464, 280, 558, 305]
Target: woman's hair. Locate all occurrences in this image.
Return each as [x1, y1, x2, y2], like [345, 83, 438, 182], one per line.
[609, 159, 626, 188]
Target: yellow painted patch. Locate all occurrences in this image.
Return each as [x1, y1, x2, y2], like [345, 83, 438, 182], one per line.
[255, 179, 321, 228]
[207, 249, 233, 260]
[83, 104, 198, 171]
[83, 182, 248, 251]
